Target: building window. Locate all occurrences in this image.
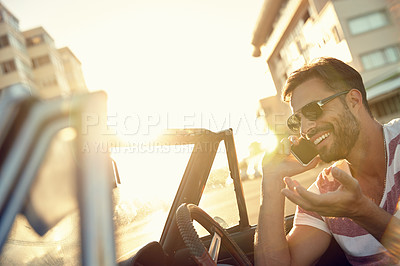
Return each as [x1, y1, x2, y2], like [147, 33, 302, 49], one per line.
[40, 75, 58, 87]
[26, 35, 44, 47]
[1, 59, 16, 74]
[0, 35, 9, 48]
[331, 26, 342, 43]
[0, 9, 19, 30]
[32, 55, 51, 68]
[361, 45, 400, 71]
[8, 34, 26, 52]
[348, 11, 389, 35]
[7, 14, 19, 30]
[370, 91, 400, 119]
[15, 58, 33, 80]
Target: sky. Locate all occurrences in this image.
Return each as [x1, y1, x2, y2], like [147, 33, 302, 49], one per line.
[2, 0, 278, 159]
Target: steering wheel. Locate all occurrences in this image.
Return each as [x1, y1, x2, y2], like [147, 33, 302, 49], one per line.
[176, 203, 252, 266]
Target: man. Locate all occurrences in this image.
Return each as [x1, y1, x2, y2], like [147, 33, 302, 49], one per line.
[254, 57, 400, 265]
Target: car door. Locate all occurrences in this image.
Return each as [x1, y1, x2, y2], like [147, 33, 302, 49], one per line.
[0, 91, 117, 265]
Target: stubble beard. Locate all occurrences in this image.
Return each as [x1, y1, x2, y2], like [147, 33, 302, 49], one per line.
[318, 108, 360, 163]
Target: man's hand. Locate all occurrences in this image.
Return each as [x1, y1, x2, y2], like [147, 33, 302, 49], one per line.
[256, 137, 330, 266]
[283, 166, 400, 261]
[282, 167, 367, 218]
[262, 136, 320, 179]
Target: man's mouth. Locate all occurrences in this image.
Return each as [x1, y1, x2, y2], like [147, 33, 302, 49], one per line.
[313, 132, 330, 145]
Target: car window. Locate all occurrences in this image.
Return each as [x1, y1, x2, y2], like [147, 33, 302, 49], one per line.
[196, 142, 240, 236]
[1, 128, 81, 265]
[112, 144, 193, 259]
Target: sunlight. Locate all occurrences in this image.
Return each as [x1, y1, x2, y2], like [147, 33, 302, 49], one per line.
[111, 145, 193, 206]
[5, 0, 278, 216]
[302, 13, 353, 63]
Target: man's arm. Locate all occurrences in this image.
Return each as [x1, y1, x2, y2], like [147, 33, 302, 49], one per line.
[381, 215, 400, 259]
[254, 171, 331, 266]
[254, 139, 330, 265]
[355, 200, 400, 259]
[255, 171, 289, 265]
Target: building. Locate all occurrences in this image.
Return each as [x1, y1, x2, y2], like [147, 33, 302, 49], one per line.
[252, 0, 400, 138]
[23, 27, 70, 99]
[0, 3, 88, 99]
[0, 3, 34, 94]
[58, 47, 88, 94]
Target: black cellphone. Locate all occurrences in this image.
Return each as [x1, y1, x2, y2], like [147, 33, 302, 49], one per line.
[290, 138, 318, 166]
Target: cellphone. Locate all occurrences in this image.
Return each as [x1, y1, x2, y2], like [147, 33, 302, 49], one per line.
[290, 138, 318, 166]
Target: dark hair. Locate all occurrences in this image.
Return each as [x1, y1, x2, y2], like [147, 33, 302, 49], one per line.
[281, 57, 372, 117]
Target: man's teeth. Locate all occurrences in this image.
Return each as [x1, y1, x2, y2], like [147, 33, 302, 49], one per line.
[314, 133, 330, 145]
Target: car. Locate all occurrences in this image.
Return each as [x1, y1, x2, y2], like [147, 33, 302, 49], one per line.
[0, 88, 349, 265]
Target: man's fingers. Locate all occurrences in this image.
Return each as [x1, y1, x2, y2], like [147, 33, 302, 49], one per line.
[281, 188, 313, 210]
[288, 135, 300, 146]
[284, 177, 295, 191]
[285, 186, 335, 211]
[285, 175, 319, 196]
[295, 186, 327, 206]
[279, 138, 291, 155]
[331, 167, 358, 189]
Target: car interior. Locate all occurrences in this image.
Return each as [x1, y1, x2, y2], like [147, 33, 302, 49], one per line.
[0, 90, 350, 265]
[117, 129, 350, 266]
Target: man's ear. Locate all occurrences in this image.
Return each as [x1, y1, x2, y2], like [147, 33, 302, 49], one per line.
[347, 89, 363, 110]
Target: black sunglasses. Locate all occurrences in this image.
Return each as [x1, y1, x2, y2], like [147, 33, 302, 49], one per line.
[287, 90, 350, 133]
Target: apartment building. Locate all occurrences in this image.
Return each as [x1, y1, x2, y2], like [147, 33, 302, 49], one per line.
[58, 47, 88, 94]
[0, 3, 88, 99]
[252, 0, 400, 137]
[0, 3, 34, 94]
[23, 27, 70, 99]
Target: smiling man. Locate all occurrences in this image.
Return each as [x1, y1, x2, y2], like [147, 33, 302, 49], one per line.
[254, 57, 400, 265]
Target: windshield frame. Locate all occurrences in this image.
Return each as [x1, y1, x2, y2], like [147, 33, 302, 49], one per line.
[157, 128, 250, 255]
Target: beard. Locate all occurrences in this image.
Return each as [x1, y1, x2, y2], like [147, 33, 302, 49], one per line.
[317, 107, 360, 163]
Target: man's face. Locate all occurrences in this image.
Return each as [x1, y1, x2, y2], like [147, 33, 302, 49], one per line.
[290, 78, 360, 163]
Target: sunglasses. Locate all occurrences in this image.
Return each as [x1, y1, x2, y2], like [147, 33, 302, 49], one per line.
[287, 90, 350, 133]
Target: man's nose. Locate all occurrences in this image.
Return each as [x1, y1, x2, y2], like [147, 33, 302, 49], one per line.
[299, 116, 317, 139]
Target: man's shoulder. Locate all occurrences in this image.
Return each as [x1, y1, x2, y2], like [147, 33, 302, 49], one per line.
[384, 118, 400, 135]
[384, 118, 400, 167]
[385, 118, 400, 125]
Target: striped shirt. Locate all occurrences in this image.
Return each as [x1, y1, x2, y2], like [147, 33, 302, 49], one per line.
[294, 118, 400, 265]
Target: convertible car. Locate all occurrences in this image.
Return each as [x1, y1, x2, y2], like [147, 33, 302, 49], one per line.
[0, 89, 349, 265]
